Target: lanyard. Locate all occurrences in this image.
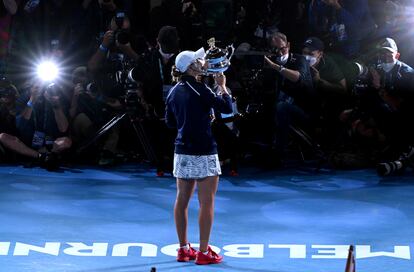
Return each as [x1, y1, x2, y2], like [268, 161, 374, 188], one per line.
[32, 103, 48, 133]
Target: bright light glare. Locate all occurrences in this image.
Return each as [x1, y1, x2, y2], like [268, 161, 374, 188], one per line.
[37, 61, 59, 82]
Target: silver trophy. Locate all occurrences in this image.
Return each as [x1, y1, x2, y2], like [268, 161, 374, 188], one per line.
[205, 38, 234, 74]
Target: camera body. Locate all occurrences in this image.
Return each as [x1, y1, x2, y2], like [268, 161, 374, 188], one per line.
[352, 61, 381, 96]
[103, 58, 148, 118]
[114, 11, 130, 45]
[44, 83, 63, 97]
[125, 87, 145, 117]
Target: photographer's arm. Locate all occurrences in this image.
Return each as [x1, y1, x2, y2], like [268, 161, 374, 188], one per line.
[21, 84, 42, 120]
[278, 67, 301, 83]
[88, 50, 107, 74]
[45, 92, 69, 133]
[69, 84, 83, 119]
[312, 65, 347, 95]
[53, 107, 69, 133]
[318, 78, 347, 95]
[69, 99, 78, 119]
[88, 31, 113, 73]
[264, 56, 300, 83]
[20, 102, 34, 120]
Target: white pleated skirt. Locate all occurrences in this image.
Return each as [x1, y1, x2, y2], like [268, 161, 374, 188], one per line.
[173, 153, 222, 179]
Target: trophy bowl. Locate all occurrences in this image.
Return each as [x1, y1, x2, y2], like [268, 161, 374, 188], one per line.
[205, 38, 234, 74]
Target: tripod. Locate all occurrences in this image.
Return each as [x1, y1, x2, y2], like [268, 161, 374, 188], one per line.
[77, 112, 158, 166]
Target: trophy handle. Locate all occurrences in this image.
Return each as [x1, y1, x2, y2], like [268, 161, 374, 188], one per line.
[226, 44, 235, 61]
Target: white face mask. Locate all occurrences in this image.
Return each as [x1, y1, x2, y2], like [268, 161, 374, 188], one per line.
[304, 55, 318, 67]
[380, 59, 397, 73]
[276, 53, 289, 65]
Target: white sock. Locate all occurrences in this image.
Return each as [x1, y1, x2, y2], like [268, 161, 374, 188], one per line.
[180, 244, 190, 250]
[202, 250, 209, 255]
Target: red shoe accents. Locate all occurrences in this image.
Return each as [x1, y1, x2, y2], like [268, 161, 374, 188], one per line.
[176, 244, 197, 262]
[195, 246, 223, 265]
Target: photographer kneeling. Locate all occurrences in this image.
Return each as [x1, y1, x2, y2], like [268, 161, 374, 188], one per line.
[339, 38, 414, 173]
[1, 81, 72, 169]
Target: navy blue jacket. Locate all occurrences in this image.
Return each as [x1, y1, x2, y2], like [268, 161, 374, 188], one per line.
[165, 75, 233, 155]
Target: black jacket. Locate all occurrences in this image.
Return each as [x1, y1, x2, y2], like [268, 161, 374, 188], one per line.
[165, 75, 233, 155]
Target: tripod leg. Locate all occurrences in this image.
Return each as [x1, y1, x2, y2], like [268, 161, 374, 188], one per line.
[131, 120, 158, 164]
[77, 113, 127, 153]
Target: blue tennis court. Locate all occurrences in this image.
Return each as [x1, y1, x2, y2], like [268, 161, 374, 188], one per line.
[0, 164, 413, 272]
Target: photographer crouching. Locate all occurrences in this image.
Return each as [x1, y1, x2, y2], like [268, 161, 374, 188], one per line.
[339, 38, 414, 175]
[0, 80, 71, 169]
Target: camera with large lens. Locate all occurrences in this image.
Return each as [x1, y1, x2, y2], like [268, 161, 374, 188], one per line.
[377, 146, 414, 176]
[352, 59, 382, 96]
[352, 62, 371, 96]
[44, 83, 62, 97]
[114, 12, 130, 45]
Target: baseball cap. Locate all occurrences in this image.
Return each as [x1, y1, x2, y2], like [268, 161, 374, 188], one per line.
[378, 37, 398, 53]
[175, 48, 206, 73]
[303, 37, 325, 51]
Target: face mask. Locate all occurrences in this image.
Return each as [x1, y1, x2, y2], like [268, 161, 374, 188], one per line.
[276, 53, 289, 65]
[380, 60, 397, 73]
[159, 48, 174, 60]
[305, 55, 318, 66]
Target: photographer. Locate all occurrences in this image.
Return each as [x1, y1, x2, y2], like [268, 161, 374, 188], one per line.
[303, 37, 347, 97]
[0, 78, 19, 160]
[369, 38, 414, 156]
[6, 81, 72, 168]
[69, 66, 126, 165]
[264, 32, 315, 162]
[338, 38, 414, 170]
[69, 67, 107, 144]
[88, 13, 139, 74]
[0, 79, 44, 163]
[302, 37, 348, 145]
